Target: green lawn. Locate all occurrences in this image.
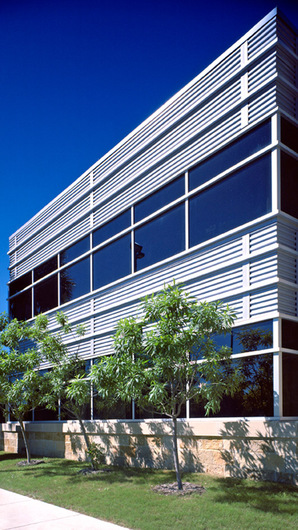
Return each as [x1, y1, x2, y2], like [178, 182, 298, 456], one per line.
[0, 452, 297, 529]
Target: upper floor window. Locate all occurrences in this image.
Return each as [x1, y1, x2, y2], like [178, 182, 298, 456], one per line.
[281, 117, 298, 154]
[93, 209, 131, 248]
[34, 256, 57, 282]
[134, 176, 184, 223]
[60, 236, 90, 266]
[9, 271, 32, 297]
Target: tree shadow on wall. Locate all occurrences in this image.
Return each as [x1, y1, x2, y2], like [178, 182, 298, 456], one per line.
[219, 419, 297, 485]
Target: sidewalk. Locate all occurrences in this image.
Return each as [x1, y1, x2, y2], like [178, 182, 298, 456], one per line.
[0, 488, 129, 530]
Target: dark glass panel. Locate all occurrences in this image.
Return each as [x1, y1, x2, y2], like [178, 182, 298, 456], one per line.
[281, 152, 298, 219]
[283, 353, 298, 416]
[9, 289, 32, 321]
[190, 353, 273, 417]
[134, 203, 185, 271]
[189, 120, 271, 190]
[34, 256, 57, 281]
[93, 395, 132, 420]
[93, 209, 131, 248]
[34, 275, 58, 315]
[189, 155, 271, 247]
[9, 272, 32, 297]
[134, 176, 185, 223]
[282, 319, 298, 350]
[34, 407, 58, 421]
[232, 320, 273, 354]
[93, 234, 131, 290]
[190, 332, 231, 361]
[60, 257, 90, 304]
[281, 117, 298, 153]
[135, 403, 185, 419]
[60, 236, 90, 266]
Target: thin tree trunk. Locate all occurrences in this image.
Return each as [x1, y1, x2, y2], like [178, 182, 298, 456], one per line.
[77, 416, 94, 470]
[172, 416, 183, 490]
[18, 418, 31, 464]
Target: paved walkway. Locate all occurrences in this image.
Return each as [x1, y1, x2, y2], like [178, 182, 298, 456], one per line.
[0, 488, 129, 530]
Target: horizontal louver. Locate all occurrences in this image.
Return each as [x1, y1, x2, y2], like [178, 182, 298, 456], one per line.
[278, 286, 297, 316]
[250, 288, 278, 316]
[247, 16, 277, 60]
[278, 253, 297, 283]
[250, 223, 277, 253]
[250, 255, 277, 284]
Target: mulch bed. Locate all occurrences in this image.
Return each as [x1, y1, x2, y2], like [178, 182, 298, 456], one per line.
[17, 460, 45, 466]
[152, 482, 206, 496]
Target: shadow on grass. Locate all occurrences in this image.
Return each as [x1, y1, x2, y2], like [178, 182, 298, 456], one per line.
[0, 453, 20, 462]
[212, 476, 298, 516]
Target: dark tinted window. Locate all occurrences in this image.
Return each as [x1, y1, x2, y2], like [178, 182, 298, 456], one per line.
[93, 234, 131, 290]
[134, 204, 185, 271]
[9, 289, 32, 320]
[94, 395, 132, 420]
[189, 120, 271, 190]
[232, 320, 273, 353]
[190, 353, 273, 417]
[283, 353, 298, 416]
[60, 257, 90, 304]
[281, 152, 298, 219]
[34, 256, 57, 281]
[34, 275, 58, 315]
[134, 176, 184, 223]
[93, 209, 131, 248]
[9, 272, 32, 297]
[60, 236, 90, 265]
[282, 319, 298, 350]
[281, 117, 298, 153]
[189, 155, 271, 247]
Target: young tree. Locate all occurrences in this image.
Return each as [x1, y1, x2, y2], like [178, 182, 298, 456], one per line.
[91, 282, 238, 490]
[0, 314, 50, 463]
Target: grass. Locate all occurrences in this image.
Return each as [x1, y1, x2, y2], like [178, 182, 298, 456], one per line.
[0, 452, 297, 529]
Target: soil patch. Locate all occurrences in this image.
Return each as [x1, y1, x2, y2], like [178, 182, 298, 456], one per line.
[17, 460, 45, 467]
[78, 467, 113, 475]
[152, 482, 206, 496]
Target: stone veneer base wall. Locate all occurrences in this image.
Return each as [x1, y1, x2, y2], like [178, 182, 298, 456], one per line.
[0, 419, 297, 484]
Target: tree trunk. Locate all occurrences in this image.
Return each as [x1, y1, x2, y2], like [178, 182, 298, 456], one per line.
[18, 418, 31, 464]
[77, 416, 94, 470]
[172, 416, 183, 490]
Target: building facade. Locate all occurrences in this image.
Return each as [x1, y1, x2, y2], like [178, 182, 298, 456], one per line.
[4, 8, 298, 480]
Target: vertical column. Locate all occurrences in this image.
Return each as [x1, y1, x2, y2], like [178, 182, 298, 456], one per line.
[271, 114, 280, 213]
[240, 41, 248, 128]
[273, 318, 282, 417]
[242, 234, 250, 320]
[185, 171, 189, 251]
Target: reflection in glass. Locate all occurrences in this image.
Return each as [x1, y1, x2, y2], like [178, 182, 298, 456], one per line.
[190, 353, 273, 417]
[232, 321, 273, 354]
[60, 236, 90, 265]
[189, 155, 271, 247]
[9, 289, 32, 320]
[281, 152, 298, 219]
[93, 395, 132, 420]
[134, 175, 184, 223]
[9, 272, 32, 297]
[34, 256, 57, 282]
[34, 275, 58, 315]
[60, 257, 90, 304]
[93, 209, 131, 248]
[93, 234, 131, 290]
[189, 119, 271, 190]
[134, 204, 185, 271]
[283, 353, 298, 416]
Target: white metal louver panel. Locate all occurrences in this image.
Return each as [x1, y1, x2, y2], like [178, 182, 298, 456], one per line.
[277, 18, 297, 53]
[222, 296, 243, 319]
[248, 85, 277, 123]
[277, 48, 297, 86]
[278, 253, 297, 283]
[94, 334, 114, 356]
[249, 222, 277, 254]
[277, 83, 297, 117]
[15, 217, 90, 277]
[250, 255, 278, 284]
[247, 16, 277, 60]
[250, 287, 278, 316]
[189, 267, 243, 301]
[277, 222, 297, 250]
[248, 51, 276, 93]
[94, 302, 140, 335]
[66, 340, 92, 358]
[278, 285, 297, 316]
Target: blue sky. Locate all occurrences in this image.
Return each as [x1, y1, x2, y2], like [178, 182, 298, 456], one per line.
[0, 0, 297, 314]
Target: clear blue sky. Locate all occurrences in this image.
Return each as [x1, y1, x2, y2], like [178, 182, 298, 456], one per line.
[0, 0, 297, 314]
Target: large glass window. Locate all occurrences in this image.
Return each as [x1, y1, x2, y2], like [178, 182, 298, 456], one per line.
[93, 234, 131, 290]
[281, 117, 298, 154]
[134, 204, 185, 271]
[282, 319, 298, 351]
[190, 353, 273, 417]
[281, 152, 298, 219]
[9, 289, 32, 320]
[232, 320, 273, 353]
[34, 275, 58, 315]
[283, 353, 298, 416]
[189, 120, 271, 190]
[60, 257, 90, 304]
[134, 176, 184, 223]
[93, 209, 131, 248]
[9, 272, 32, 297]
[60, 235, 90, 266]
[34, 256, 57, 282]
[189, 155, 271, 247]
